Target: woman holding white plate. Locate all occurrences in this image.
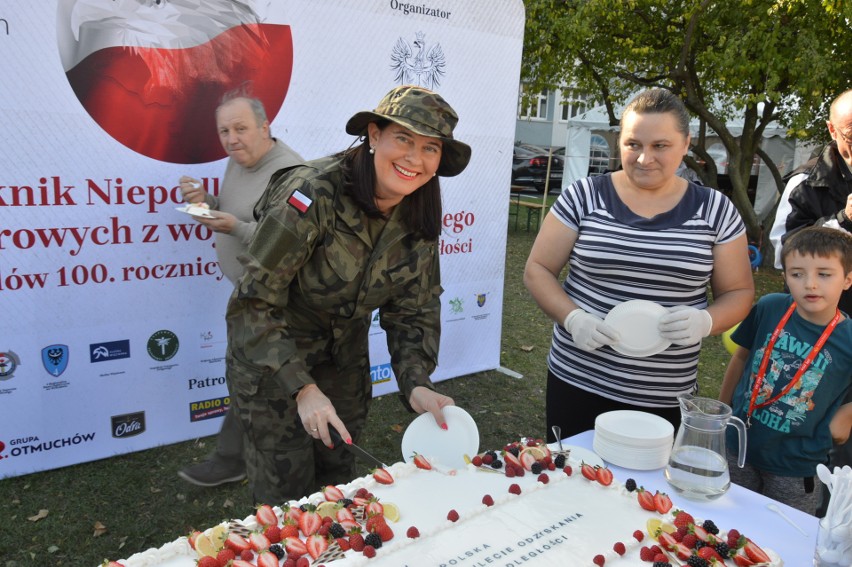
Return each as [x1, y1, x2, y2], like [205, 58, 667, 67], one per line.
[524, 89, 754, 440]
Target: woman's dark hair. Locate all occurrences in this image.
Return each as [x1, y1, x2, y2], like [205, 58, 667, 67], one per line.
[339, 120, 443, 240]
[621, 88, 691, 138]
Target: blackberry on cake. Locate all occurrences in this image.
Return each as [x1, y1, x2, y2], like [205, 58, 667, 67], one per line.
[686, 555, 710, 567]
[363, 532, 382, 549]
[268, 544, 285, 559]
[329, 522, 346, 539]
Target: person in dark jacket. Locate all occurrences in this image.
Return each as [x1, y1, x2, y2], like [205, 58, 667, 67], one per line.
[770, 89, 852, 315]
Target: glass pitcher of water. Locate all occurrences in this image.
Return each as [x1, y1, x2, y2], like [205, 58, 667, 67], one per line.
[664, 395, 746, 501]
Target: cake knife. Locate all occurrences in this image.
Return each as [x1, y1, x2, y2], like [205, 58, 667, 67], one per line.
[329, 427, 388, 469]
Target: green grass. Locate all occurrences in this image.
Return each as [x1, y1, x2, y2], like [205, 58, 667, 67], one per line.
[0, 225, 784, 567]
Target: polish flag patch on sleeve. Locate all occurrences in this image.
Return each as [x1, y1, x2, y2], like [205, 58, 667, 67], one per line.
[287, 190, 313, 213]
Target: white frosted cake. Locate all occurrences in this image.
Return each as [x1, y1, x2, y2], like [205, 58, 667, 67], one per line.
[106, 442, 781, 567]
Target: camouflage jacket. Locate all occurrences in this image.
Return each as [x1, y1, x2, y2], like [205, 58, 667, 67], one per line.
[225, 155, 441, 401]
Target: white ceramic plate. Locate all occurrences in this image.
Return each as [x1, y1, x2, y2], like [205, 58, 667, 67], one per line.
[175, 205, 214, 218]
[595, 410, 675, 446]
[401, 406, 479, 470]
[593, 436, 671, 470]
[547, 443, 604, 468]
[604, 300, 671, 357]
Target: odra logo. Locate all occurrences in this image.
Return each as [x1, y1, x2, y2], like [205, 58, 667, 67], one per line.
[56, 0, 294, 164]
[111, 411, 146, 439]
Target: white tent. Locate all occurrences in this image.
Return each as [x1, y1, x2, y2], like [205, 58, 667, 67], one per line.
[563, 103, 795, 220]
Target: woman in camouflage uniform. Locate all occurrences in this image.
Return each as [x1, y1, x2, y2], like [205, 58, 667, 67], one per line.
[225, 85, 472, 503]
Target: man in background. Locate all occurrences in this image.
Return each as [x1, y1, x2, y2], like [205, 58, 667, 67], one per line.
[177, 92, 303, 487]
[770, 89, 852, 311]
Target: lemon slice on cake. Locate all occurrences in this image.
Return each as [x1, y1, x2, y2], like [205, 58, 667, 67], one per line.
[208, 525, 227, 548]
[194, 533, 218, 557]
[646, 518, 675, 541]
[316, 501, 340, 519]
[382, 502, 400, 522]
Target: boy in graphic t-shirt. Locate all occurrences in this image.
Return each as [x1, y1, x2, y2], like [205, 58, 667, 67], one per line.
[719, 227, 852, 514]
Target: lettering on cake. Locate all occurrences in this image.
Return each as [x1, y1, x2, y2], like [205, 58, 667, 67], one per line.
[432, 514, 583, 566]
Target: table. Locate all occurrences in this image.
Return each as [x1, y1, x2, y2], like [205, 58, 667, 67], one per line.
[567, 430, 818, 566]
[509, 185, 546, 231]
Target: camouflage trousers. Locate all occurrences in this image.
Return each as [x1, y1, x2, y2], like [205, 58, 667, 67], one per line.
[226, 352, 372, 505]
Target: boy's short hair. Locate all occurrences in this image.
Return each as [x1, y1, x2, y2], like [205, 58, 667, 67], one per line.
[781, 227, 852, 273]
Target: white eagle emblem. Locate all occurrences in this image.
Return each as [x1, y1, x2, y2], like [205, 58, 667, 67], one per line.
[390, 32, 445, 89]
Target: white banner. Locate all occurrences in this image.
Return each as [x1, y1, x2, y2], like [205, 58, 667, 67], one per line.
[0, 0, 524, 478]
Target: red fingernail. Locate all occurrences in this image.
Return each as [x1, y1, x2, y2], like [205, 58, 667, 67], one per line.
[345, 438, 352, 445]
[440, 423, 448, 430]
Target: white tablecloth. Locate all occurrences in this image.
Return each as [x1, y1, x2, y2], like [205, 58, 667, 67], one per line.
[566, 430, 818, 566]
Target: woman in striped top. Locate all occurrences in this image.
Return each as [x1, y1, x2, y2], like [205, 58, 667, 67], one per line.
[524, 89, 755, 440]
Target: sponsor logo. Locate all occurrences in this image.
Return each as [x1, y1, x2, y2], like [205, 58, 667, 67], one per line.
[41, 345, 69, 377]
[0, 351, 21, 380]
[449, 297, 464, 315]
[476, 293, 488, 308]
[112, 411, 146, 438]
[390, 31, 446, 89]
[147, 330, 179, 361]
[90, 340, 130, 363]
[370, 363, 394, 385]
[199, 330, 226, 352]
[189, 396, 230, 422]
[0, 433, 96, 461]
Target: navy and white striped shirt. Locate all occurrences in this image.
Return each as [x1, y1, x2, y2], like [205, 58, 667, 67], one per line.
[548, 173, 746, 407]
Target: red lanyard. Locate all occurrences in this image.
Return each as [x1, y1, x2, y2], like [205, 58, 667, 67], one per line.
[746, 302, 841, 427]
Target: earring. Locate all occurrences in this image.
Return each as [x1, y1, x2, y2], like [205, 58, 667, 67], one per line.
[369, 147, 375, 155]
[433, 173, 436, 177]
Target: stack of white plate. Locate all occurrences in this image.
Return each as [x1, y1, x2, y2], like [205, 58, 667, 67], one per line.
[593, 410, 674, 470]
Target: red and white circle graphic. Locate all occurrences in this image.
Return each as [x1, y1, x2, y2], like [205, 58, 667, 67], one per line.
[57, 0, 294, 164]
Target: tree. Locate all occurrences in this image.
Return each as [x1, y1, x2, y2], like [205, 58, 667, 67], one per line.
[523, 0, 851, 246]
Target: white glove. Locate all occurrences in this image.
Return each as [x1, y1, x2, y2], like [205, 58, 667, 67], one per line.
[563, 309, 620, 352]
[658, 305, 713, 346]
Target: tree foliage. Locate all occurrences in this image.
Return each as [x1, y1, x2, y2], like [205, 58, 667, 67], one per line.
[523, 0, 851, 241]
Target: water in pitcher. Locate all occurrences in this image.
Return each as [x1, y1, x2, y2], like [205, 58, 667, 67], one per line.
[664, 446, 730, 501]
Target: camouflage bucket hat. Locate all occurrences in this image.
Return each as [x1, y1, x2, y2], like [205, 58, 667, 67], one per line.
[345, 85, 472, 177]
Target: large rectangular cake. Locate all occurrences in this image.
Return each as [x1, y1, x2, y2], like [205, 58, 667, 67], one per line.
[106, 440, 781, 567]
